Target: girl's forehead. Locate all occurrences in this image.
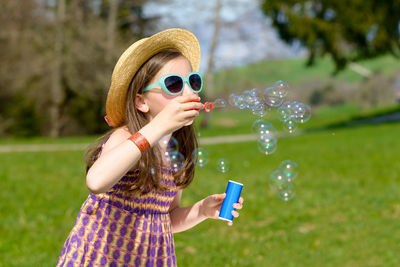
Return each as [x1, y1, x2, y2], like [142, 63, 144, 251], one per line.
[160, 56, 192, 74]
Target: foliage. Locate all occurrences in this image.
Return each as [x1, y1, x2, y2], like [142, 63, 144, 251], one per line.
[261, 0, 400, 72]
[0, 0, 155, 137]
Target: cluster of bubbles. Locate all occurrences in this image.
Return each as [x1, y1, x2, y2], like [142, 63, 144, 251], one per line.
[228, 80, 311, 133]
[252, 119, 278, 155]
[277, 101, 311, 133]
[159, 135, 184, 173]
[154, 80, 307, 203]
[192, 148, 230, 173]
[269, 160, 298, 201]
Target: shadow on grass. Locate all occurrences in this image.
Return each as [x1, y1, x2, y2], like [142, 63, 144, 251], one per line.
[307, 104, 400, 132]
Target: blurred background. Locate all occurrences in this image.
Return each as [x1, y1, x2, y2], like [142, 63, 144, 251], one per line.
[1, 0, 400, 266]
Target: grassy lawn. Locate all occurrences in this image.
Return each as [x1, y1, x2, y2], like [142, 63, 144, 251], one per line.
[1, 104, 400, 266]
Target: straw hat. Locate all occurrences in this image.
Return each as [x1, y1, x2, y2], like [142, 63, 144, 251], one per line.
[105, 28, 201, 127]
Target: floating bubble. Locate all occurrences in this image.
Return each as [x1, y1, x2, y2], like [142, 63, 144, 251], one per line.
[279, 160, 298, 181]
[285, 119, 297, 134]
[273, 80, 289, 98]
[277, 182, 295, 201]
[216, 158, 230, 173]
[250, 88, 262, 98]
[264, 87, 284, 107]
[235, 95, 247, 109]
[165, 150, 185, 172]
[213, 98, 227, 109]
[257, 139, 277, 155]
[150, 167, 157, 175]
[244, 94, 259, 110]
[251, 102, 268, 117]
[258, 123, 277, 137]
[258, 132, 277, 146]
[251, 119, 272, 134]
[192, 148, 209, 167]
[228, 93, 239, 107]
[277, 105, 292, 122]
[269, 169, 286, 192]
[159, 135, 178, 151]
[292, 102, 311, 123]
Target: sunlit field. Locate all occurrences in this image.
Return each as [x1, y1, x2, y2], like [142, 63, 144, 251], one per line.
[1, 104, 399, 266]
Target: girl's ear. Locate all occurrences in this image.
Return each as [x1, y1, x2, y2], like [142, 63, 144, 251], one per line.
[135, 94, 149, 113]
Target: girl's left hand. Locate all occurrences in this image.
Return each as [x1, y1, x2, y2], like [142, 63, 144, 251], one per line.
[200, 193, 244, 226]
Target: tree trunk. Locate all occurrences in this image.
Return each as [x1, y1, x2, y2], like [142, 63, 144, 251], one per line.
[106, 0, 118, 65]
[200, 0, 222, 129]
[49, 0, 66, 137]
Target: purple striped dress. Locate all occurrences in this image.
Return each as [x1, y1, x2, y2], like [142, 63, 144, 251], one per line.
[56, 167, 178, 267]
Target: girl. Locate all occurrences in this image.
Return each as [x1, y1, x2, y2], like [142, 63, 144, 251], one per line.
[56, 28, 244, 267]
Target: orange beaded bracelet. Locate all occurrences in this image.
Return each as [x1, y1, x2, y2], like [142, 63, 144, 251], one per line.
[128, 132, 150, 153]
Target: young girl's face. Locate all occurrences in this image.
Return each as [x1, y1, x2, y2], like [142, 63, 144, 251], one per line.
[140, 55, 199, 120]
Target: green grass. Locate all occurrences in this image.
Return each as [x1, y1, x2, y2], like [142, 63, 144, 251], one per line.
[1, 105, 400, 266]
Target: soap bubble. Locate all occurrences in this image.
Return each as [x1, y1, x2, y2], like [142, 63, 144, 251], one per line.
[285, 119, 297, 134]
[258, 123, 277, 137]
[159, 135, 178, 151]
[228, 93, 239, 106]
[264, 87, 284, 107]
[279, 160, 298, 181]
[277, 182, 295, 201]
[257, 140, 277, 155]
[269, 170, 286, 192]
[273, 80, 289, 98]
[216, 158, 230, 173]
[214, 98, 227, 109]
[235, 95, 247, 109]
[258, 132, 277, 146]
[277, 106, 292, 122]
[252, 119, 275, 135]
[192, 148, 209, 167]
[251, 102, 268, 117]
[165, 150, 185, 172]
[250, 88, 262, 97]
[292, 102, 311, 123]
[252, 119, 268, 133]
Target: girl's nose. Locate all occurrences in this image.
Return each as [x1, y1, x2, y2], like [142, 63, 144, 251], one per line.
[181, 82, 197, 96]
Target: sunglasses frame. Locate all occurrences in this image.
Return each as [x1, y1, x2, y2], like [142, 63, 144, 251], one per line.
[142, 72, 203, 95]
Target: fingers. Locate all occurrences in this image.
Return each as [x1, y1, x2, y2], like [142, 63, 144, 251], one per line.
[232, 197, 244, 210]
[231, 210, 239, 218]
[213, 193, 226, 202]
[175, 94, 201, 104]
[181, 101, 204, 111]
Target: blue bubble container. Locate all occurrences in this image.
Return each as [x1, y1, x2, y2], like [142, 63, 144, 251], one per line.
[218, 180, 243, 222]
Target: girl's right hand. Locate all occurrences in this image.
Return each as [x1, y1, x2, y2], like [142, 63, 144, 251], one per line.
[151, 94, 204, 135]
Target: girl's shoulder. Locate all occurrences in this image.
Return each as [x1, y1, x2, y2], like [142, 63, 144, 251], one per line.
[101, 126, 131, 154]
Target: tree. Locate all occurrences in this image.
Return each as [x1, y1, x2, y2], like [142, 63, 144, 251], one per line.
[261, 0, 400, 72]
[201, 0, 222, 128]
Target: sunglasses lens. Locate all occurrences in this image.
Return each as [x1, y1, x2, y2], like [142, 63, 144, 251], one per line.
[189, 74, 202, 92]
[165, 75, 183, 94]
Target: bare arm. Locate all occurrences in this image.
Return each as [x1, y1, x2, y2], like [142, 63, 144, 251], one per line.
[86, 94, 203, 194]
[86, 123, 164, 194]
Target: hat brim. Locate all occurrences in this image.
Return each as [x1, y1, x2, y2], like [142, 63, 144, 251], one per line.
[106, 28, 201, 127]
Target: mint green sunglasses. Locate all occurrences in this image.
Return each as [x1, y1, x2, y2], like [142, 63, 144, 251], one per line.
[143, 72, 203, 95]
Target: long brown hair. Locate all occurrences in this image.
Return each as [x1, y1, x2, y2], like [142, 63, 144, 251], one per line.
[84, 49, 198, 195]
